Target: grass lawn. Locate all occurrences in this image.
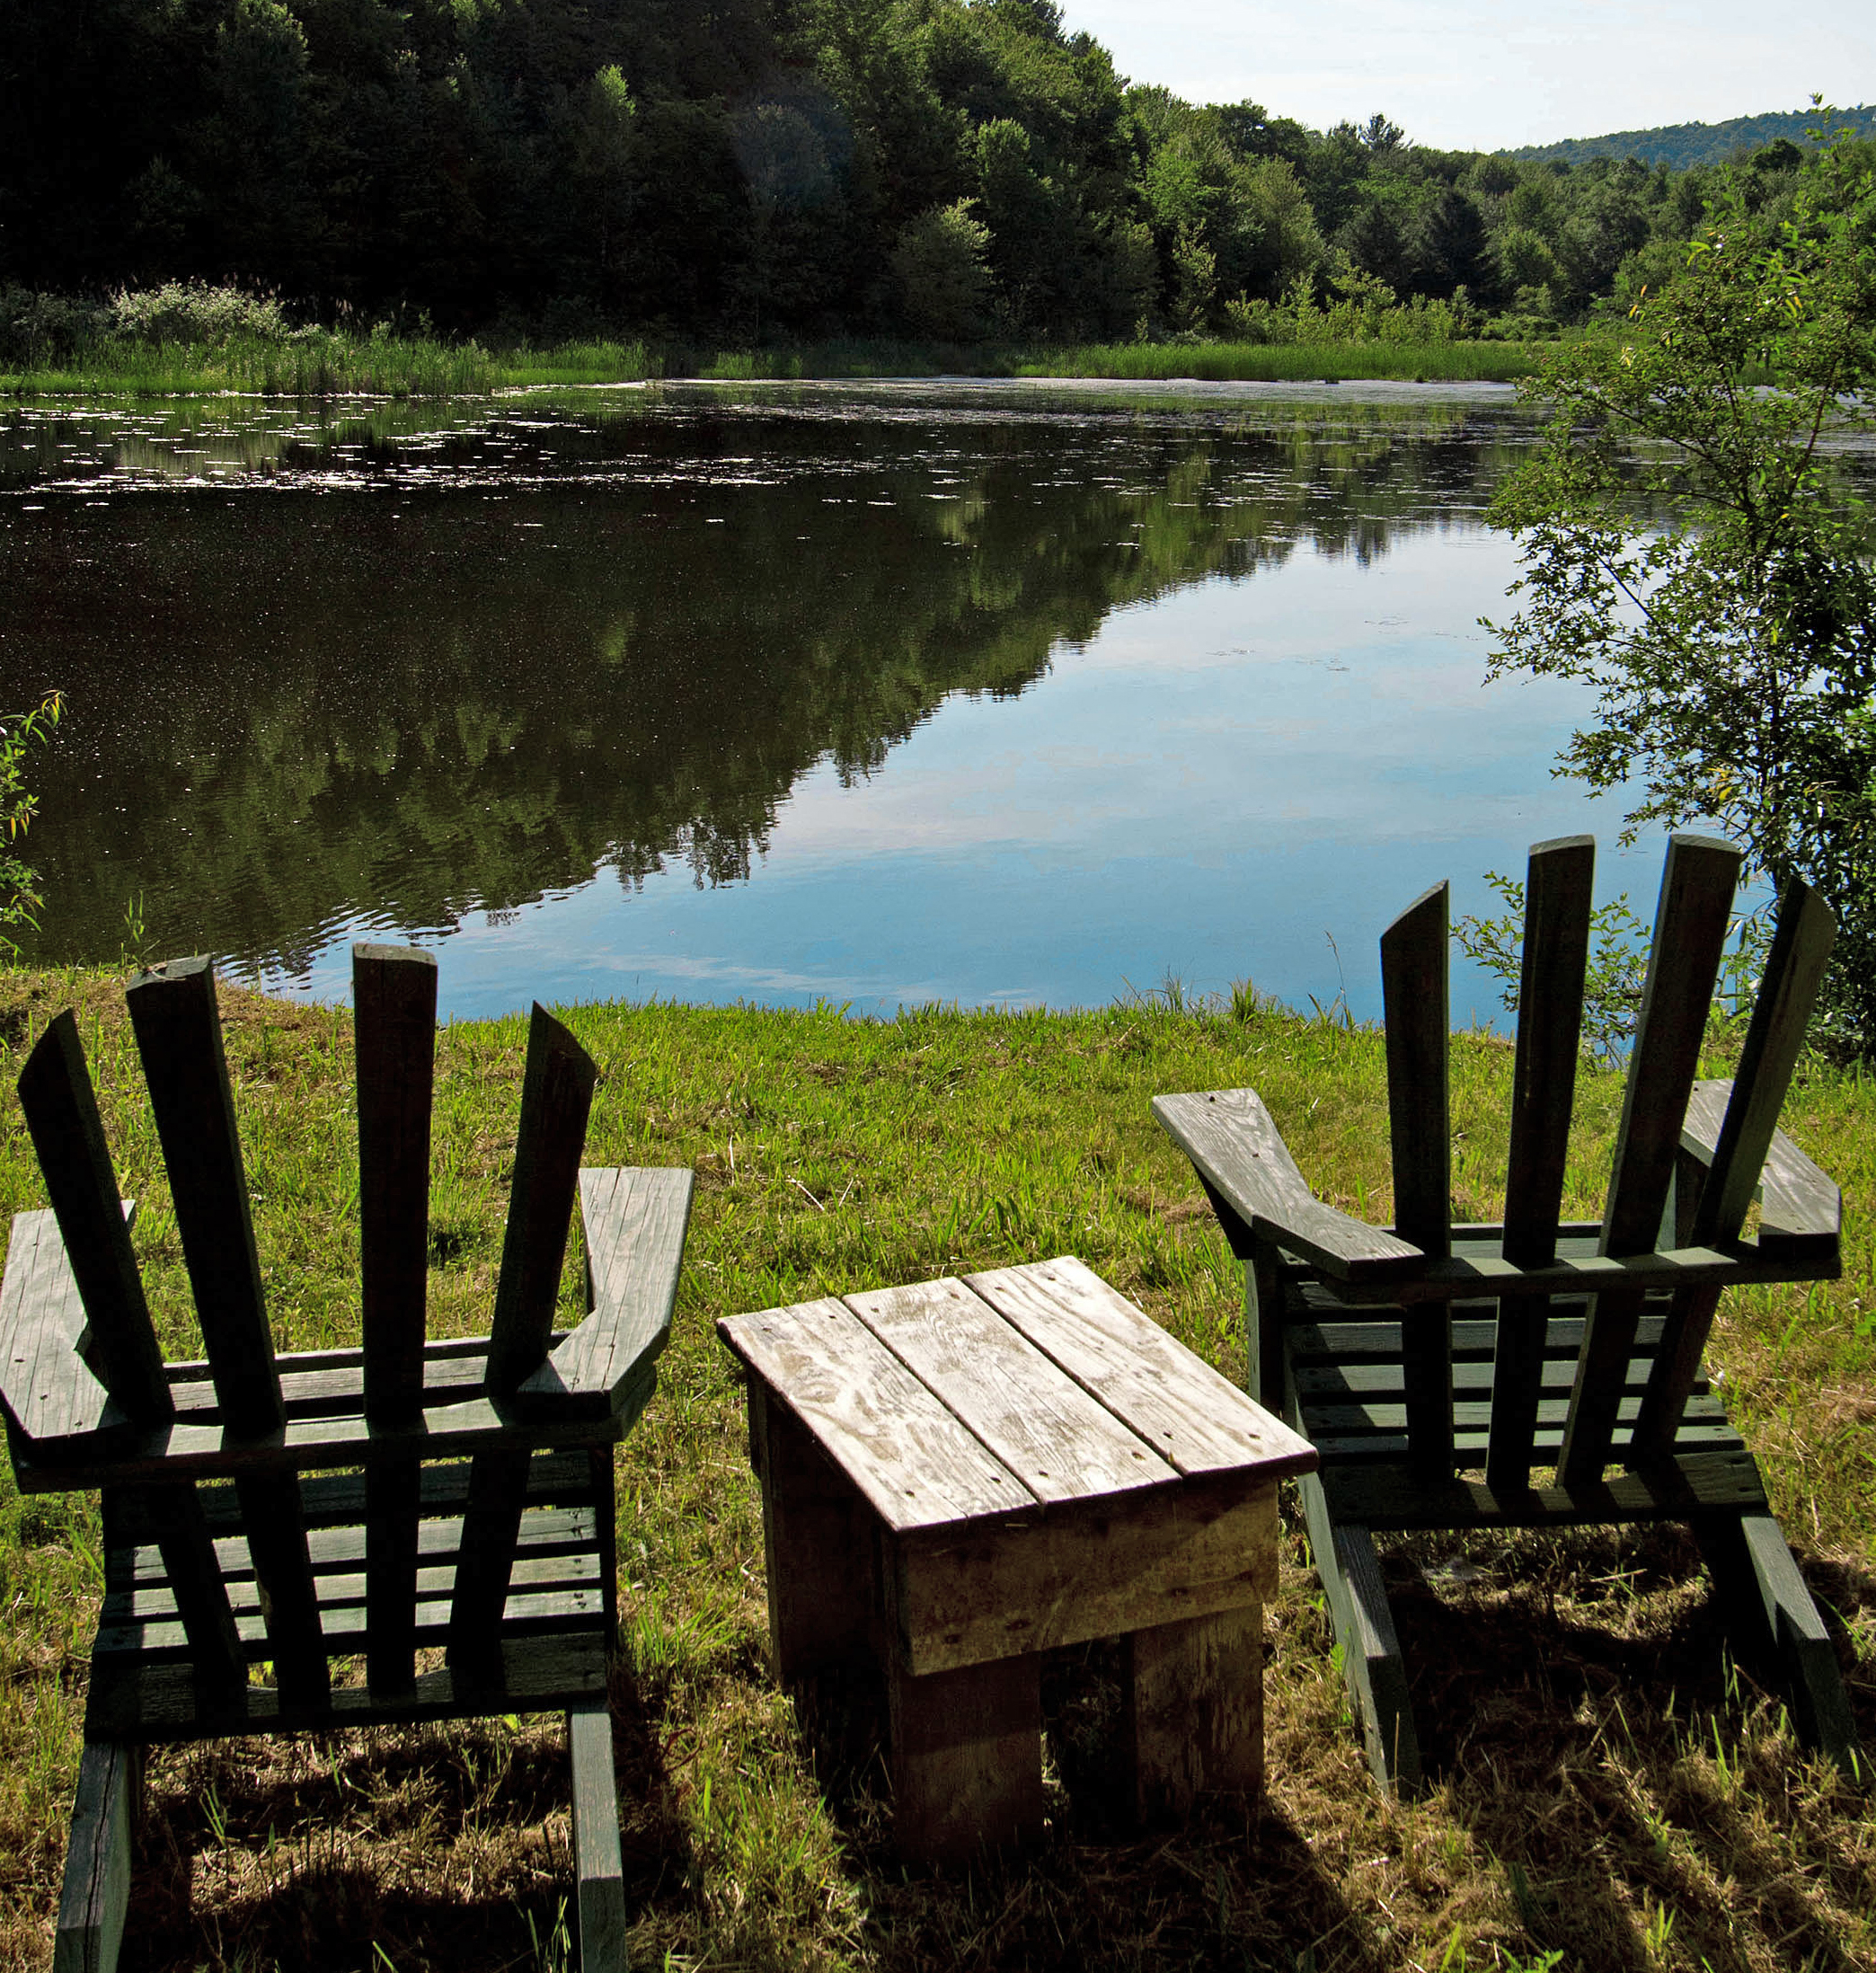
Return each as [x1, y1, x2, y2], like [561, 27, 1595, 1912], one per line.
[0, 967, 1868, 1971]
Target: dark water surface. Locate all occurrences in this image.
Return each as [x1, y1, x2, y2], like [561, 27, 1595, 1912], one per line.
[1, 379, 1658, 1022]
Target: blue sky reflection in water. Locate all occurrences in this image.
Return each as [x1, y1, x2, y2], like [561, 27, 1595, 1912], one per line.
[0, 382, 1658, 1024]
[426, 523, 1644, 1026]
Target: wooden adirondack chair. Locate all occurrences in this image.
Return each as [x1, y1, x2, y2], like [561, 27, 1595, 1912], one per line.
[1155, 834, 1859, 1792]
[0, 948, 693, 1971]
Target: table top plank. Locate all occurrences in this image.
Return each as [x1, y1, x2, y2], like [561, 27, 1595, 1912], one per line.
[964, 1257, 1315, 1482]
[718, 1299, 1036, 1532]
[845, 1275, 1177, 1506]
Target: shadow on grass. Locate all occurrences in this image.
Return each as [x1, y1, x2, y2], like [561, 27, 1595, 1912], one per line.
[119, 1663, 688, 1973]
[1381, 1521, 1872, 1972]
[782, 1650, 1388, 1972]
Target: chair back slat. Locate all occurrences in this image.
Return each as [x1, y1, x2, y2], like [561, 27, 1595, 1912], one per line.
[485, 1004, 602, 1397]
[126, 958, 331, 1708]
[14, 1016, 249, 1709]
[1631, 879, 1836, 1459]
[17, 1013, 172, 1425]
[451, 1005, 600, 1678]
[1380, 881, 1453, 1475]
[1486, 836, 1593, 1488]
[1560, 835, 1740, 1484]
[353, 944, 439, 1694]
[1596, 836, 1743, 1258]
[126, 959, 286, 1430]
[356, 944, 438, 1424]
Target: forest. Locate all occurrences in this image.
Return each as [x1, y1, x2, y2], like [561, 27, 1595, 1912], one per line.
[1510, 103, 1876, 173]
[0, 0, 1847, 354]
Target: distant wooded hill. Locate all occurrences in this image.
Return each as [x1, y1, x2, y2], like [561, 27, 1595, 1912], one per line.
[1507, 106, 1876, 170]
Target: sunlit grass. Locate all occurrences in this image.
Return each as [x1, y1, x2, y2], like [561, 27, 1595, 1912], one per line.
[0, 966, 1867, 1969]
[1026, 340, 1545, 384]
[4, 332, 1553, 400]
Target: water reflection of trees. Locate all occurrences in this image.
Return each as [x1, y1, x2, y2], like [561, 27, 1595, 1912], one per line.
[0, 402, 1532, 968]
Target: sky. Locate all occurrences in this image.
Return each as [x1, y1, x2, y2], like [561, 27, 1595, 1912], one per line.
[1062, 0, 1876, 152]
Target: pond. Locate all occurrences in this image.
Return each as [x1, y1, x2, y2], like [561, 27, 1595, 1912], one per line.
[0, 379, 1664, 1025]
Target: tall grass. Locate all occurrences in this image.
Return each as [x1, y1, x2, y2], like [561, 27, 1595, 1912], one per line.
[1026, 340, 1544, 383]
[3, 275, 1553, 398]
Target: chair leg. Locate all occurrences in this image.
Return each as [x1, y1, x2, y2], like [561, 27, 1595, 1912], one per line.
[1697, 1511, 1862, 1781]
[1299, 1472, 1423, 1794]
[55, 1741, 134, 1973]
[568, 1702, 630, 1973]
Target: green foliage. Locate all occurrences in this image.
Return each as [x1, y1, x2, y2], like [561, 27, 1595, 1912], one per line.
[1454, 873, 1772, 1064]
[0, 695, 62, 956]
[0, 0, 1771, 348]
[1509, 102, 1876, 172]
[1484, 118, 1876, 1048]
[890, 200, 994, 341]
[1455, 875, 1652, 1064]
[105, 280, 293, 344]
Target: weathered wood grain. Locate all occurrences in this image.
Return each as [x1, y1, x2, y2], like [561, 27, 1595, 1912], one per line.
[1126, 1603, 1263, 1824]
[484, 1005, 600, 1398]
[1681, 1082, 1839, 1252]
[126, 959, 284, 1427]
[568, 1701, 629, 1973]
[1321, 1447, 1770, 1530]
[1297, 1467, 1420, 1793]
[54, 1740, 133, 1973]
[446, 1448, 533, 1683]
[719, 1300, 1033, 1533]
[1502, 836, 1595, 1267]
[1153, 1089, 1423, 1280]
[1300, 1235, 1835, 1307]
[963, 1256, 1314, 1481]
[1561, 838, 1740, 1486]
[516, 1166, 693, 1419]
[354, 943, 437, 1424]
[1491, 836, 1593, 1490]
[1698, 1512, 1861, 1777]
[0, 1210, 114, 1444]
[355, 942, 438, 1694]
[891, 1480, 1275, 1677]
[887, 1652, 1042, 1862]
[15, 1013, 170, 1427]
[1634, 881, 1838, 1461]
[748, 1385, 877, 1680]
[846, 1275, 1174, 1506]
[1380, 880, 1453, 1477]
[9, 1390, 630, 1494]
[85, 1630, 612, 1743]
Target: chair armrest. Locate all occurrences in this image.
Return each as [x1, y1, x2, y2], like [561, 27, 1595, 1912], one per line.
[0, 1207, 130, 1453]
[513, 1167, 695, 1420]
[1152, 1088, 1424, 1283]
[1682, 1080, 1841, 1259]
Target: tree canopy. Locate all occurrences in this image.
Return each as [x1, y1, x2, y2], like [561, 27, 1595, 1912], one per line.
[0, 0, 1796, 342]
[1485, 124, 1876, 1045]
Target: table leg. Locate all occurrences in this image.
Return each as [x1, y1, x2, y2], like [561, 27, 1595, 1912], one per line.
[748, 1384, 876, 1681]
[888, 1652, 1043, 1862]
[1125, 1601, 1264, 1824]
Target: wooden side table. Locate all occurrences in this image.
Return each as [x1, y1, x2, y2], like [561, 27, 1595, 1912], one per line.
[718, 1256, 1315, 1860]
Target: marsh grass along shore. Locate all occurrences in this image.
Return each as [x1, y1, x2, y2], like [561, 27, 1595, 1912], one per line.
[1, 332, 1546, 401]
[0, 970, 1870, 1969]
